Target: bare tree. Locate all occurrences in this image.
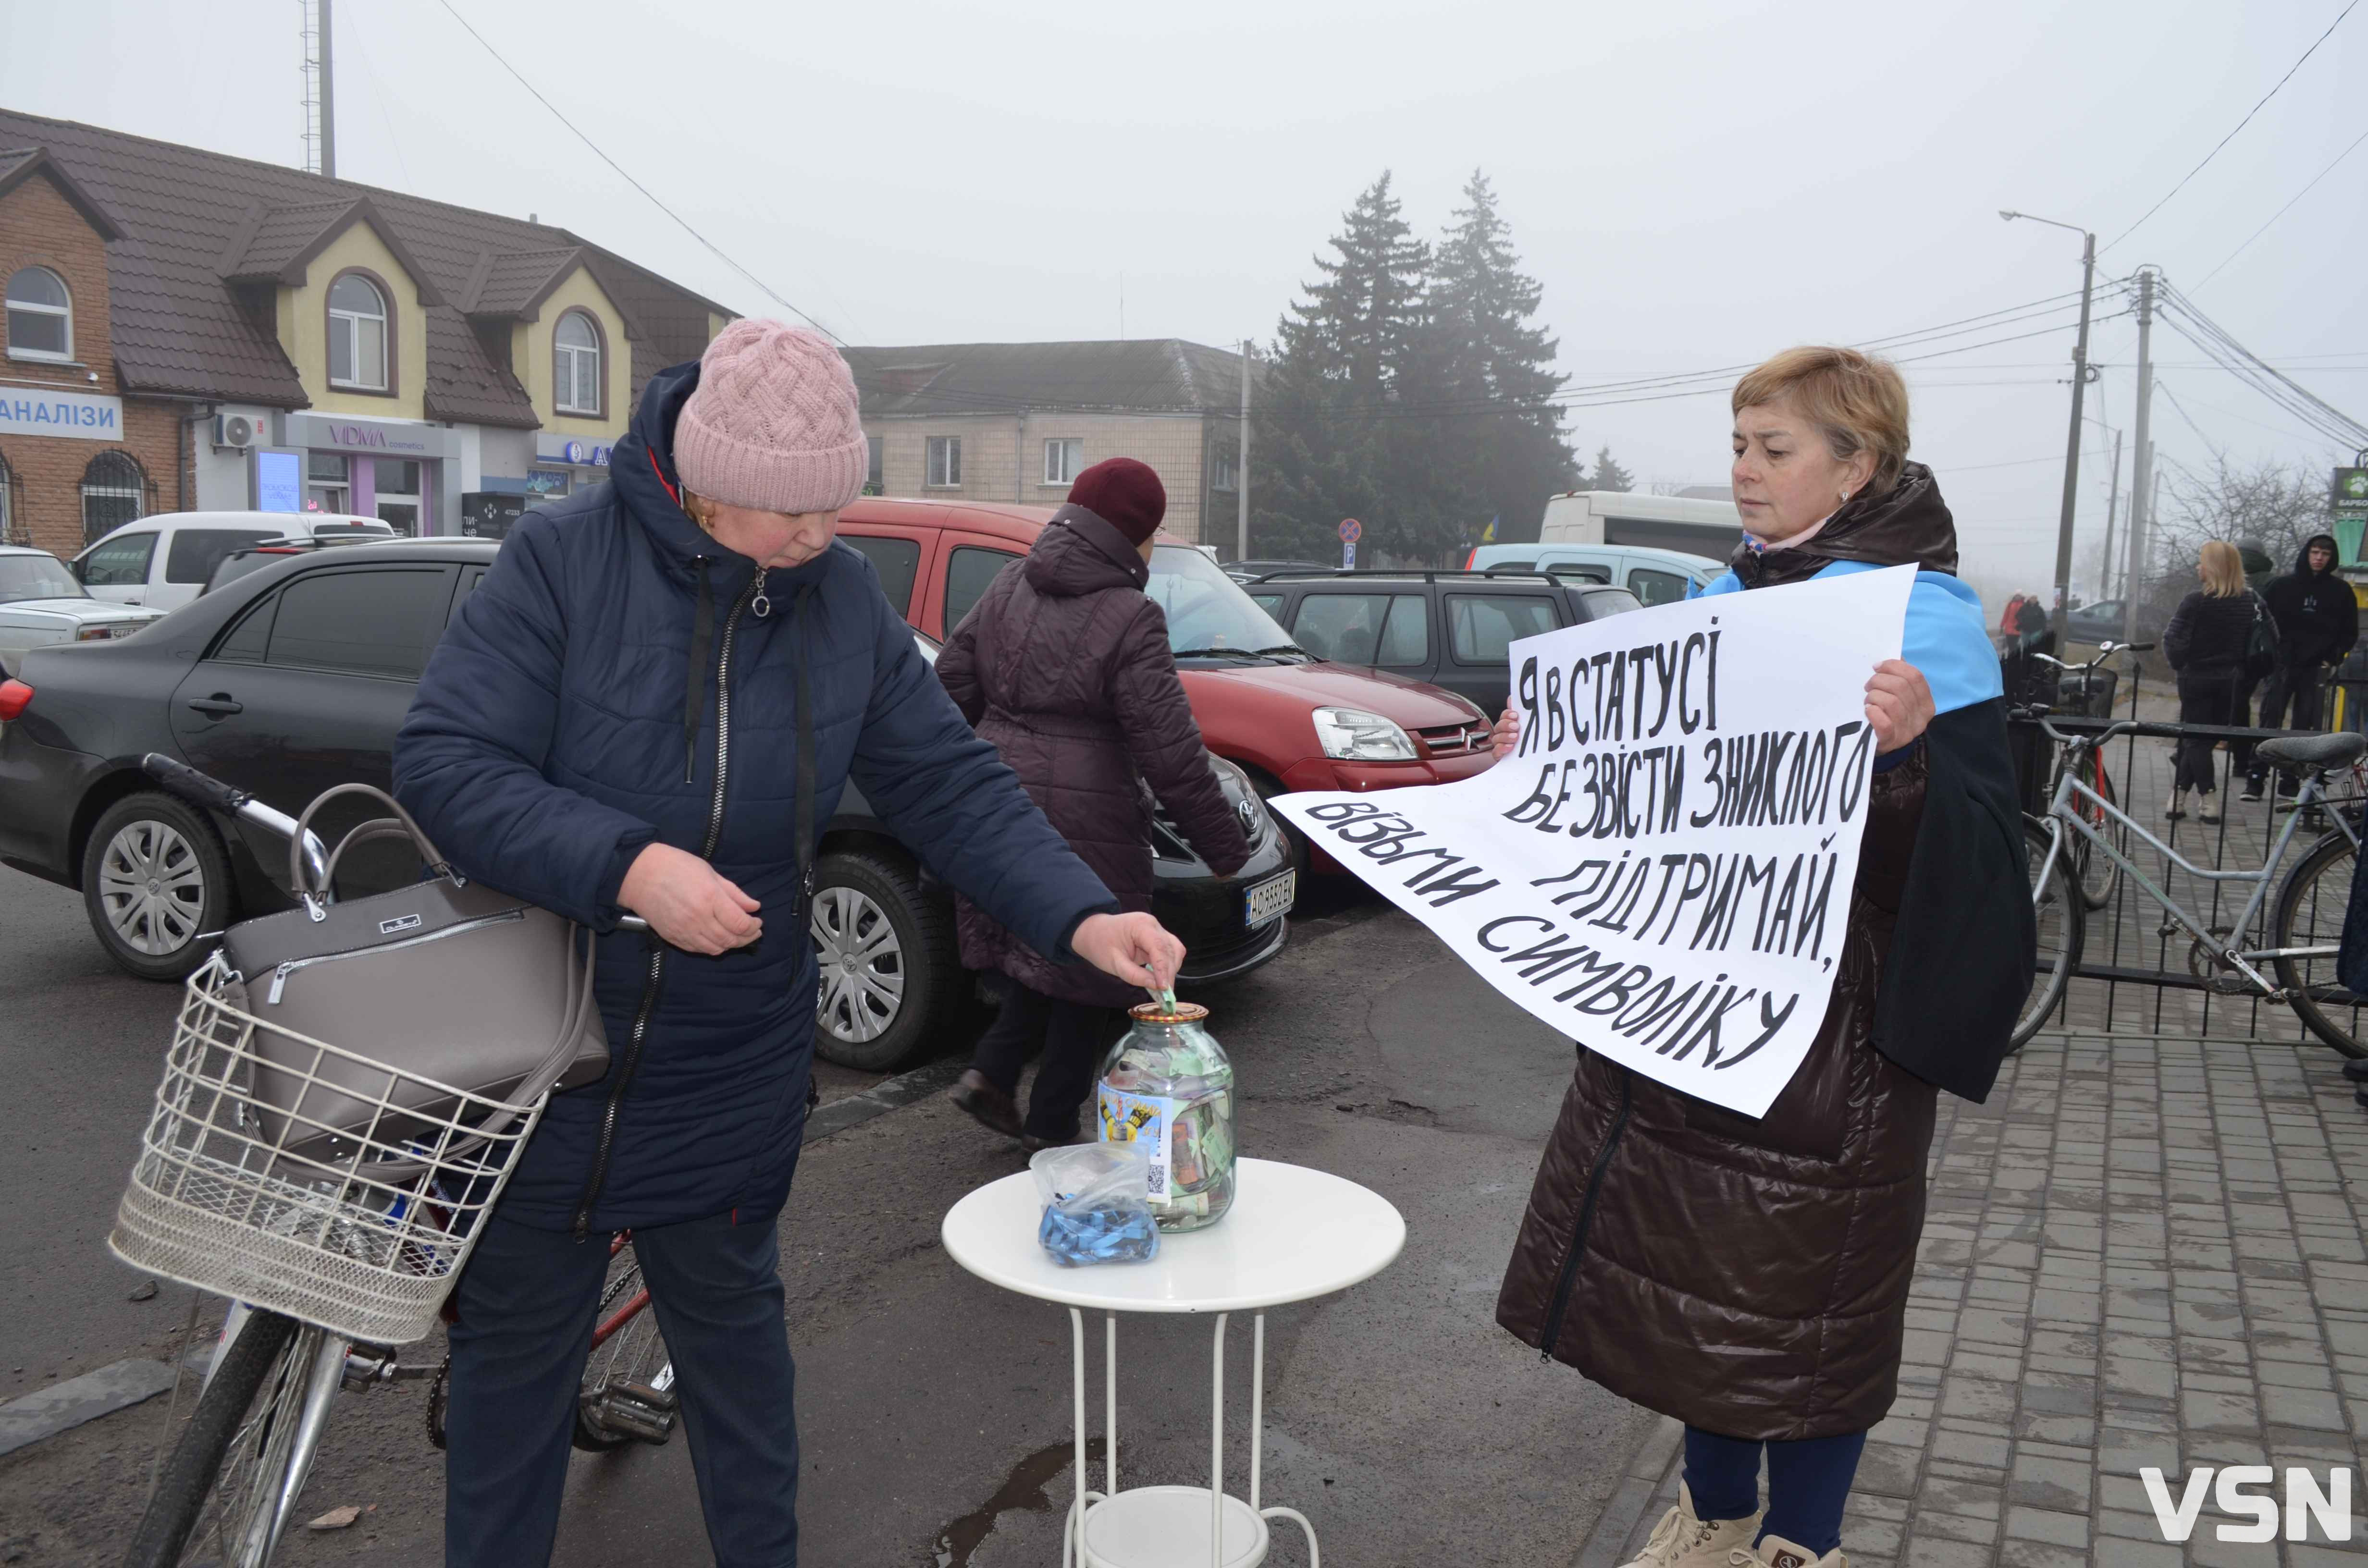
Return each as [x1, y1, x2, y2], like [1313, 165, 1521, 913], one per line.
[2139, 454, 2331, 628]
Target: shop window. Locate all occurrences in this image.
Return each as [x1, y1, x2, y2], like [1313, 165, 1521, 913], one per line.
[5, 267, 72, 361]
[1044, 438, 1083, 486]
[926, 436, 962, 489]
[554, 310, 603, 416]
[80, 451, 147, 544]
[327, 273, 389, 391]
[374, 458, 423, 537]
[307, 450, 350, 515]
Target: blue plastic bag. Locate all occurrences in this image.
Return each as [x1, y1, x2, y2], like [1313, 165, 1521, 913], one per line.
[1032, 1141, 1160, 1267]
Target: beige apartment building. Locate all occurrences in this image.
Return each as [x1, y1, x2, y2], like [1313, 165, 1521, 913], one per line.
[843, 339, 1251, 548]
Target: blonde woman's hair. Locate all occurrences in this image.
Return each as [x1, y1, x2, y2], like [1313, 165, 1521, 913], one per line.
[1732, 346, 1912, 494]
[2198, 539, 2246, 598]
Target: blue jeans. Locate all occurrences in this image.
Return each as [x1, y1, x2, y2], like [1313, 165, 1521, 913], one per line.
[443, 1205, 802, 1567]
[1684, 1425, 1867, 1556]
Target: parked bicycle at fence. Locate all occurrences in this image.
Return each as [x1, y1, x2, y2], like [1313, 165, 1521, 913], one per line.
[2017, 713, 2367, 1054]
[2020, 639, 2148, 911]
[116, 756, 677, 1568]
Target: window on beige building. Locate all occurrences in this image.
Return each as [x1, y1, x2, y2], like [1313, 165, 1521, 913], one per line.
[1210, 441, 1240, 493]
[554, 310, 603, 416]
[926, 436, 962, 489]
[327, 273, 389, 391]
[1044, 438, 1084, 485]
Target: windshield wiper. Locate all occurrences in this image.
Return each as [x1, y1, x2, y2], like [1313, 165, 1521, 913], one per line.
[1170, 647, 1257, 659]
[1249, 644, 1309, 658]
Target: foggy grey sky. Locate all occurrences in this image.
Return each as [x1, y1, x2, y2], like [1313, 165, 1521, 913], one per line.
[8, 0, 2364, 604]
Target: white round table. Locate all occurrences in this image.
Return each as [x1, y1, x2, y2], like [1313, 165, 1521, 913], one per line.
[942, 1157, 1405, 1568]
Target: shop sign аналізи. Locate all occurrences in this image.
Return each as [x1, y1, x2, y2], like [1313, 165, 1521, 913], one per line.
[0, 387, 123, 440]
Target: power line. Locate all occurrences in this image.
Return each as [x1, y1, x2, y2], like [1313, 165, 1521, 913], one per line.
[2105, 0, 2360, 251]
[2153, 276, 2368, 448]
[2191, 123, 2368, 290]
[429, 0, 846, 343]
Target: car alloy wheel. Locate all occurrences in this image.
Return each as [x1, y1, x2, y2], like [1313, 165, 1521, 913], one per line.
[98, 818, 207, 956]
[813, 884, 906, 1046]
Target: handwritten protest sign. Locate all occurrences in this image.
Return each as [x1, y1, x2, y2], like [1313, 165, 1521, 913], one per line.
[1269, 565, 1915, 1117]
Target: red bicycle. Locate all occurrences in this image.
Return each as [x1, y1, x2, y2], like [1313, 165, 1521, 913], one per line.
[427, 1231, 676, 1452]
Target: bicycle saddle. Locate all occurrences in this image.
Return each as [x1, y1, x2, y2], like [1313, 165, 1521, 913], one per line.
[2254, 731, 2368, 770]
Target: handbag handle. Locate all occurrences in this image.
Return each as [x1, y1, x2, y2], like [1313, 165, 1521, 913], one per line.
[289, 784, 453, 906]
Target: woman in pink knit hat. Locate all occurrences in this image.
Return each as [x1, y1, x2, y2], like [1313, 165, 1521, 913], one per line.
[396, 319, 1189, 1567]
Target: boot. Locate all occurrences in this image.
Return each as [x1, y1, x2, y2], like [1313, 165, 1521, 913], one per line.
[1621, 1482, 1762, 1568]
[2164, 788, 2189, 820]
[2197, 790, 2221, 825]
[1731, 1534, 1846, 1568]
[949, 1069, 1023, 1139]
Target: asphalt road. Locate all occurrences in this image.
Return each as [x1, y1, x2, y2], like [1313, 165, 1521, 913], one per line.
[0, 870, 1645, 1566]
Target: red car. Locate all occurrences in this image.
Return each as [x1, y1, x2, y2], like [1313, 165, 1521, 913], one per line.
[833, 498, 1497, 874]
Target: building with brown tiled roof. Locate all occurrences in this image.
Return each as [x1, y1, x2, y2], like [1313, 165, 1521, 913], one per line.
[844, 339, 1253, 548]
[0, 108, 734, 556]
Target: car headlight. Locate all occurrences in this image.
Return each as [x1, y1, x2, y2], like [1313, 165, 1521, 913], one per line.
[1312, 707, 1418, 762]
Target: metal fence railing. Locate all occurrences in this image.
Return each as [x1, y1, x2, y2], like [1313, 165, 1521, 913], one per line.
[2007, 662, 2366, 1044]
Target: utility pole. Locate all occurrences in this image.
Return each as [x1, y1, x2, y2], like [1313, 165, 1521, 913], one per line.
[2100, 428, 2124, 598]
[2001, 211, 2095, 646]
[318, 0, 336, 179]
[2124, 268, 2157, 645]
[1236, 341, 1251, 564]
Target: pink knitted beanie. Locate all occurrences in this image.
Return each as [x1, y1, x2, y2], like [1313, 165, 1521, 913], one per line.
[673, 319, 867, 514]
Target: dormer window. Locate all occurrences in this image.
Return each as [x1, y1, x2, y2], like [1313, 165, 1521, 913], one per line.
[327, 272, 389, 391]
[6, 267, 72, 362]
[554, 309, 603, 416]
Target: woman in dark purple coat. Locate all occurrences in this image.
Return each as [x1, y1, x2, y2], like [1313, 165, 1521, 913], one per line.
[939, 459, 1251, 1149]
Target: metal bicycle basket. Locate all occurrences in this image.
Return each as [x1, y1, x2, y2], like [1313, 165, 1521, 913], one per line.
[108, 953, 546, 1345]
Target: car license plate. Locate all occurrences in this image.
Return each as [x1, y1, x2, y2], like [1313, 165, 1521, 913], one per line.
[1245, 870, 1296, 928]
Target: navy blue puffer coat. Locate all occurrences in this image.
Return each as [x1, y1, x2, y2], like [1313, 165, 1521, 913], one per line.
[395, 363, 1116, 1234]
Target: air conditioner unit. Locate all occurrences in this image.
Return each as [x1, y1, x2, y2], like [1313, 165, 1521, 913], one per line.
[213, 413, 258, 451]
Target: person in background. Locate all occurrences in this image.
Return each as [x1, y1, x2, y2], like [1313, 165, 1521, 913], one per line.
[1491, 346, 2032, 1568]
[395, 321, 1186, 1568]
[2246, 533, 2358, 805]
[2162, 540, 2262, 824]
[940, 459, 1251, 1152]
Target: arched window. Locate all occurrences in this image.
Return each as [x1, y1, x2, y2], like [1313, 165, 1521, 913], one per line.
[327, 272, 389, 391]
[554, 310, 603, 416]
[81, 451, 147, 544]
[6, 266, 72, 361]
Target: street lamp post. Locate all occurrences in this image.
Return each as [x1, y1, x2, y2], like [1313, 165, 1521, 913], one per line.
[2001, 210, 2097, 648]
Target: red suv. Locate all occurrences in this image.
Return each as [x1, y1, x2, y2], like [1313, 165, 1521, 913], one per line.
[834, 498, 1497, 873]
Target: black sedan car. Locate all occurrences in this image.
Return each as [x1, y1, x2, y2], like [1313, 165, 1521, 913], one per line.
[0, 538, 1290, 1069]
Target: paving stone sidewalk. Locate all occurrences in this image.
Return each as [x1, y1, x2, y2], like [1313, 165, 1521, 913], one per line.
[1578, 1029, 2368, 1567]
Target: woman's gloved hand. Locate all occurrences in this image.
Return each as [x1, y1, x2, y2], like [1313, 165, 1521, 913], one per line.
[619, 842, 763, 954]
[1071, 910, 1185, 992]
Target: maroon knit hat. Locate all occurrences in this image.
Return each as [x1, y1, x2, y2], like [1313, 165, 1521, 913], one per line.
[1069, 458, 1166, 544]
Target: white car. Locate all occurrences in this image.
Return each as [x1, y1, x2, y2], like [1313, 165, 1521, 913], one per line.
[0, 546, 165, 676]
[74, 512, 396, 612]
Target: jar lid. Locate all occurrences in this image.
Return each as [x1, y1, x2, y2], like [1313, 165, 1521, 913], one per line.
[1129, 1000, 1209, 1024]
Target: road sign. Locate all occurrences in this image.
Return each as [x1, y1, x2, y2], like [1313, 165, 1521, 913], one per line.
[2333, 469, 2367, 564]
[1338, 518, 1362, 544]
[1342, 541, 1357, 570]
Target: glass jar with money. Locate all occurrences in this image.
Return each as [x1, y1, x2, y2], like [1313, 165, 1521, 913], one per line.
[1095, 998, 1235, 1231]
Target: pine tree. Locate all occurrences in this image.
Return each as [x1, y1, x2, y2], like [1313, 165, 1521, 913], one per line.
[1428, 171, 1577, 547]
[1588, 445, 1635, 493]
[1255, 173, 1439, 562]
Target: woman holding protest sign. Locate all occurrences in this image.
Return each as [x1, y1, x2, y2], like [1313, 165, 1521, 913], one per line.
[1492, 347, 2032, 1568]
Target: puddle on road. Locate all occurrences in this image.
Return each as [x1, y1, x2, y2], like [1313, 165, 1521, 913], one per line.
[932, 1435, 1106, 1567]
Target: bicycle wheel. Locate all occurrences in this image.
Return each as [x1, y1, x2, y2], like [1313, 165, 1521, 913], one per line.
[2012, 817, 2084, 1053]
[2272, 829, 2366, 1058]
[123, 1309, 333, 1568]
[2074, 754, 2121, 910]
[574, 1238, 675, 1452]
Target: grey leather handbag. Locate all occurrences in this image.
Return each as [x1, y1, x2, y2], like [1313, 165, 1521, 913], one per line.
[218, 784, 608, 1163]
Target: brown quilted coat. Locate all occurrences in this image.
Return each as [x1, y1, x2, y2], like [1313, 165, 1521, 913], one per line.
[1495, 747, 1938, 1440]
[937, 505, 1250, 1007]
